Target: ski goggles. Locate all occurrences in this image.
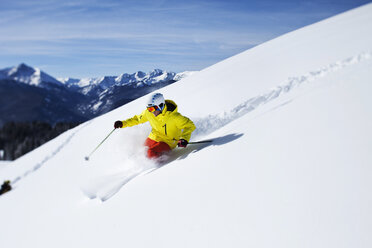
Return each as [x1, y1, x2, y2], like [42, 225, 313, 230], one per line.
[147, 105, 160, 112]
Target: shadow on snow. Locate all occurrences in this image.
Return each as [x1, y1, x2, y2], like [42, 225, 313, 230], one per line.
[160, 133, 244, 165]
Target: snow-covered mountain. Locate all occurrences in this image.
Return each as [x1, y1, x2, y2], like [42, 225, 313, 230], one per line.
[0, 65, 193, 124]
[0, 63, 62, 86]
[58, 69, 183, 95]
[1, 3, 371, 248]
[0, 63, 188, 95]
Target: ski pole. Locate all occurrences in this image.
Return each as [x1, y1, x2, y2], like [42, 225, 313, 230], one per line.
[188, 140, 213, 144]
[85, 128, 116, 161]
[173, 138, 213, 145]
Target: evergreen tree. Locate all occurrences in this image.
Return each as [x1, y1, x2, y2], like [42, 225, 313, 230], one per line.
[0, 121, 80, 160]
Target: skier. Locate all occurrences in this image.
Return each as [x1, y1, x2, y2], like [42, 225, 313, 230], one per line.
[0, 180, 11, 195]
[114, 93, 196, 159]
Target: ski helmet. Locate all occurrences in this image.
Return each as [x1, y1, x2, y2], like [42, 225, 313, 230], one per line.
[147, 93, 165, 111]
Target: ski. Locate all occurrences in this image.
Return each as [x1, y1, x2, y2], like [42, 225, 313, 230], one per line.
[188, 139, 213, 144]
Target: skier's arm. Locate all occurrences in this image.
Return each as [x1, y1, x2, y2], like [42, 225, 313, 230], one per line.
[175, 114, 196, 142]
[122, 109, 149, 127]
[115, 110, 148, 129]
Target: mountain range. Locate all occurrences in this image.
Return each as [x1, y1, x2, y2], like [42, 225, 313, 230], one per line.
[0, 63, 194, 126]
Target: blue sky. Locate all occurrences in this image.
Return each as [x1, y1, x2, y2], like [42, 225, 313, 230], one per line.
[0, 0, 370, 78]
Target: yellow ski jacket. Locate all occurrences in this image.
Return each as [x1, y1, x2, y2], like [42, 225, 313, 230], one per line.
[121, 100, 196, 149]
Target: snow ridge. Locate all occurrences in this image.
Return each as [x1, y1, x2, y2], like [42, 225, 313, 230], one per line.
[192, 51, 371, 138]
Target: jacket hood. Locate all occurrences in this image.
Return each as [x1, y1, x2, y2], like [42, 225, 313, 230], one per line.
[163, 99, 178, 114]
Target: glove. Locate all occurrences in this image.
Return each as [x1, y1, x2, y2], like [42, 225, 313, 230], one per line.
[114, 120, 123, 129]
[177, 139, 188, 148]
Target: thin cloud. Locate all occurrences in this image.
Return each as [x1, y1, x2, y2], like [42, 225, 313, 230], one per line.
[0, 0, 369, 77]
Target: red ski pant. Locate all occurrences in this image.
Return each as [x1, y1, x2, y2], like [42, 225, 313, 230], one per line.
[144, 138, 171, 159]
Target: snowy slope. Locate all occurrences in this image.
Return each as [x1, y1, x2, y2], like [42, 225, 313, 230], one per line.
[1, 4, 372, 248]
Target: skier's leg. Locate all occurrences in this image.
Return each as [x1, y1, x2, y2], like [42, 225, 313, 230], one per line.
[144, 137, 157, 148]
[144, 138, 171, 158]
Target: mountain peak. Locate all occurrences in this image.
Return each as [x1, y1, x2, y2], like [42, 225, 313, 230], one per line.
[8, 63, 36, 77]
[18, 63, 33, 69]
[134, 71, 146, 79]
[1, 63, 62, 86]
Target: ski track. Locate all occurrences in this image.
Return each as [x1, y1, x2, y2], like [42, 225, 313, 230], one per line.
[85, 167, 158, 202]
[81, 162, 159, 202]
[192, 51, 371, 138]
[11, 122, 90, 185]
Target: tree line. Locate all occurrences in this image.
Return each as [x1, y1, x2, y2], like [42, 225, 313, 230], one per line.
[0, 122, 80, 160]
